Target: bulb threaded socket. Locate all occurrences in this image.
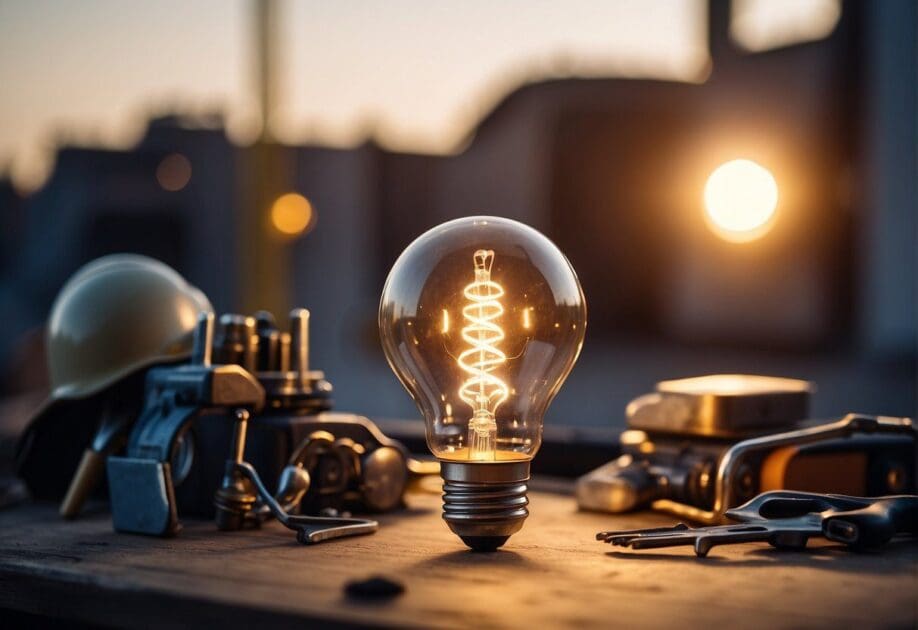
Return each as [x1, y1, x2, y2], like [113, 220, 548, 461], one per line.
[440, 460, 530, 551]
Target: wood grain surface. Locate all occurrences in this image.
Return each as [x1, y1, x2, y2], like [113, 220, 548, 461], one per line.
[0, 486, 915, 629]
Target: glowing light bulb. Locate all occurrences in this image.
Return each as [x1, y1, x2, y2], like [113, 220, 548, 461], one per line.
[379, 216, 586, 550]
[704, 159, 778, 242]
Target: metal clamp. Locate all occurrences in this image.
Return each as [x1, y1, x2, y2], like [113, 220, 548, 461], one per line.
[652, 414, 916, 524]
[214, 410, 379, 544]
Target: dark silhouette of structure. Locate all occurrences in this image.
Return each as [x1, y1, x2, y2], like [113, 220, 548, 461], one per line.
[0, 0, 914, 424]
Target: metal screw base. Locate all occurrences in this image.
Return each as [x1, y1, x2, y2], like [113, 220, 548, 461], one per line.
[440, 460, 530, 552]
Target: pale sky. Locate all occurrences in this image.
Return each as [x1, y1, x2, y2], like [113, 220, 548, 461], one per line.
[0, 0, 838, 192]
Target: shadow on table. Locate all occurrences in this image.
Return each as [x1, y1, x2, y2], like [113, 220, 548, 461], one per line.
[410, 547, 544, 571]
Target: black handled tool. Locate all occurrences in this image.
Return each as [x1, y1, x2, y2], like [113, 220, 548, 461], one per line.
[59, 403, 133, 518]
[597, 490, 918, 557]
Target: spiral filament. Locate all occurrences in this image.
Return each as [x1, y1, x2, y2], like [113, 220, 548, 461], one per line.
[457, 249, 509, 460]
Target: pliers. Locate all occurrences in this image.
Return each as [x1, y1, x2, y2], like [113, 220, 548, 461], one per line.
[597, 491, 918, 557]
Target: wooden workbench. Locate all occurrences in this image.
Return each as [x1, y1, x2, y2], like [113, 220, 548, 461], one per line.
[0, 486, 915, 629]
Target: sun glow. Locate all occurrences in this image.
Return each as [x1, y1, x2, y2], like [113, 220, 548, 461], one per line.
[704, 159, 778, 243]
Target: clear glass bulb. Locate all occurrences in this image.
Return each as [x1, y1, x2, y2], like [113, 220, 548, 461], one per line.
[379, 216, 586, 549]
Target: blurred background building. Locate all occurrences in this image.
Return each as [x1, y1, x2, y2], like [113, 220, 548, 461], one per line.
[0, 0, 914, 428]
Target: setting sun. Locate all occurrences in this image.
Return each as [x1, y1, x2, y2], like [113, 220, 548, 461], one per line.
[703, 159, 779, 243]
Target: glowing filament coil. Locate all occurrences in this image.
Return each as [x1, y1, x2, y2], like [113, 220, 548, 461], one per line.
[457, 250, 509, 419]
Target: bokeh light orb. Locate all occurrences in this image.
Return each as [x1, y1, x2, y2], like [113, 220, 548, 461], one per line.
[270, 193, 315, 237]
[156, 153, 192, 192]
[703, 159, 778, 243]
